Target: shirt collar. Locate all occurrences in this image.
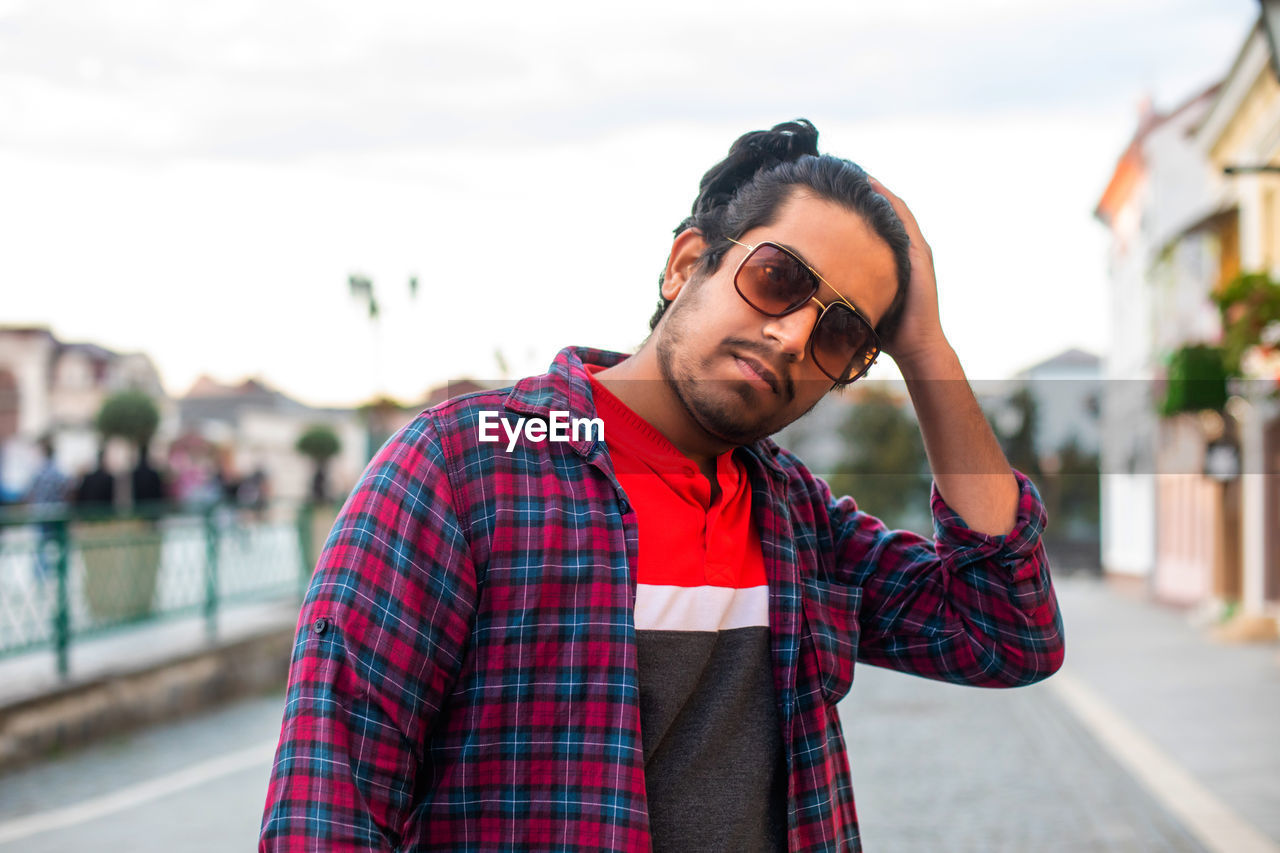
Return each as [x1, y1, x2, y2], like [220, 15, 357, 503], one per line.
[503, 346, 787, 479]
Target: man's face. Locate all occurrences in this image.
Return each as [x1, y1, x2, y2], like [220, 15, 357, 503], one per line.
[655, 189, 898, 446]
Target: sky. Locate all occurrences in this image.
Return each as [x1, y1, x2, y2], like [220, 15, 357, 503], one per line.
[0, 0, 1262, 407]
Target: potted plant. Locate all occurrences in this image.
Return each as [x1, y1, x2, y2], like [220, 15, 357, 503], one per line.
[78, 390, 165, 623]
[295, 423, 342, 569]
[1157, 343, 1230, 417]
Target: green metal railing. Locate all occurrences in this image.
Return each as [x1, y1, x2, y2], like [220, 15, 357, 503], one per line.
[0, 501, 336, 677]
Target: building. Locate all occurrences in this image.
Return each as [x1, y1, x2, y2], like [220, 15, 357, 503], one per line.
[177, 376, 366, 504]
[0, 326, 171, 500]
[1194, 20, 1280, 622]
[1094, 16, 1280, 630]
[1094, 84, 1228, 601]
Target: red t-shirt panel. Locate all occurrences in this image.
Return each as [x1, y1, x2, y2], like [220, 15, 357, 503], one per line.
[586, 365, 785, 853]
[585, 365, 766, 591]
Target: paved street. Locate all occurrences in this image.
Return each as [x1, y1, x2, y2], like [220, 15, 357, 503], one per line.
[845, 663, 1205, 851]
[0, 575, 1276, 851]
[0, 690, 283, 851]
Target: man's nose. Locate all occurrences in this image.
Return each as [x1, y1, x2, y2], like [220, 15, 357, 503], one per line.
[762, 304, 820, 360]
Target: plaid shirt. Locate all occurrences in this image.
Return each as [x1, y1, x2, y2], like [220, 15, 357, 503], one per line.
[260, 346, 1064, 852]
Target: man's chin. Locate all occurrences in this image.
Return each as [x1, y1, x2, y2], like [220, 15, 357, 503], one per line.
[681, 387, 782, 446]
[657, 341, 789, 444]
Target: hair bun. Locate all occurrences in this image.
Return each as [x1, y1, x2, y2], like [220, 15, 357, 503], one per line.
[692, 119, 820, 217]
[745, 119, 819, 159]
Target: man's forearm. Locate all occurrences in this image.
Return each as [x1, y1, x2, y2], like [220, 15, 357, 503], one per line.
[898, 343, 1019, 536]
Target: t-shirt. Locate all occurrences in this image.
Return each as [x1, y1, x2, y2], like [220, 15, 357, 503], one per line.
[587, 368, 787, 853]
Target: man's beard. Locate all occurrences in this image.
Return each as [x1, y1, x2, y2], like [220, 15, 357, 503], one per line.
[654, 282, 815, 446]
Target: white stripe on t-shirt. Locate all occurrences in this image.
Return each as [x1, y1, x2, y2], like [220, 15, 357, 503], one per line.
[634, 583, 769, 632]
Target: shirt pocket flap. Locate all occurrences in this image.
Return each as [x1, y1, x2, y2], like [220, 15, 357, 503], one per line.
[801, 577, 863, 704]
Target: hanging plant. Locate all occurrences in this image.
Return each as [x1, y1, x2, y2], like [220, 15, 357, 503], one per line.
[1158, 343, 1229, 416]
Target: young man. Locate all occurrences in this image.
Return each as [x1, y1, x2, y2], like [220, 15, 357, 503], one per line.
[260, 120, 1064, 852]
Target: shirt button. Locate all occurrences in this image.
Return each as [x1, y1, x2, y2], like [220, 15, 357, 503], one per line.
[311, 617, 330, 635]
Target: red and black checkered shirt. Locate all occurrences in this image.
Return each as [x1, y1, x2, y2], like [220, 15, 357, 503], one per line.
[259, 346, 1064, 852]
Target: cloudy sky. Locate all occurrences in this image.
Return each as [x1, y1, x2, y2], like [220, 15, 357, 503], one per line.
[0, 0, 1260, 406]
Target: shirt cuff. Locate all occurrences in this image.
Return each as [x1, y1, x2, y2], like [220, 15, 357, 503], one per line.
[929, 468, 1047, 581]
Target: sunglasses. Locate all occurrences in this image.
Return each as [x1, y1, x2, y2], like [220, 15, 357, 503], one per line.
[726, 237, 880, 385]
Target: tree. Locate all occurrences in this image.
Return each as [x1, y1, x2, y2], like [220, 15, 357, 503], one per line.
[827, 386, 932, 534]
[95, 389, 164, 510]
[990, 385, 1042, 481]
[987, 386, 1101, 568]
[347, 272, 421, 404]
[1052, 435, 1101, 541]
[96, 390, 160, 451]
[296, 424, 341, 503]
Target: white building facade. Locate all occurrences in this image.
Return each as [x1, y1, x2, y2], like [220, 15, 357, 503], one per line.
[1095, 86, 1226, 584]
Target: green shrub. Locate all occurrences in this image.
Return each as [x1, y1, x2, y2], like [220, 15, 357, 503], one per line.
[96, 390, 160, 447]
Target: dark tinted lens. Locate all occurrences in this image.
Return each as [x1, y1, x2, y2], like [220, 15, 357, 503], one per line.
[811, 303, 878, 382]
[735, 243, 817, 316]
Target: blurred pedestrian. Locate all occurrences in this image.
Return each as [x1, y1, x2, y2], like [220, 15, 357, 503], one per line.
[23, 435, 69, 581]
[308, 466, 327, 504]
[216, 448, 240, 506]
[74, 448, 116, 513]
[131, 440, 166, 510]
[237, 464, 270, 524]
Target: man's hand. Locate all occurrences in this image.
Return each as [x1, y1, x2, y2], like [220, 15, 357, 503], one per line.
[866, 176, 1020, 535]
[868, 177, 951, 372]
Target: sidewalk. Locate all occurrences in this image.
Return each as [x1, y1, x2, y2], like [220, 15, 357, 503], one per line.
[0, 601, 299, 769]
[1051, 574, 1280, 849]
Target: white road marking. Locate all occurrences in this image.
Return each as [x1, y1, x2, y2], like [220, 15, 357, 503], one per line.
[1048, 668, 1280, 853]
[0, 739, 277, 845]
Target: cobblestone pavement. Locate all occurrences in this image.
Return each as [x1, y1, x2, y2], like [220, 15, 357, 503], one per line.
[843, 665, 1205, 852]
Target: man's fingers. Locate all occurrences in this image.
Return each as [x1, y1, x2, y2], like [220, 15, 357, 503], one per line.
[868, 176, 923, 236]
[869, 176, 933, 258]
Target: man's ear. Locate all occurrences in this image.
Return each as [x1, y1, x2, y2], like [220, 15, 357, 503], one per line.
[661, 228, 708, 301]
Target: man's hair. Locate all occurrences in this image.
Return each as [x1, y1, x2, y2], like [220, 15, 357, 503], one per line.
[649, 119, 911, 346]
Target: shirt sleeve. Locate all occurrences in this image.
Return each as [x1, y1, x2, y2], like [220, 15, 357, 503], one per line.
[260, 415, 478, 851]
[827, 467, 1064, 687]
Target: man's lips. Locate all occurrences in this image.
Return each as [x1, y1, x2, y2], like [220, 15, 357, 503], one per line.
[734, 353, 780, 395]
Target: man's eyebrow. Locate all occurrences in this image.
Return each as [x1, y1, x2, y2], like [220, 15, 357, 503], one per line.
[775, 240, 871, 318]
